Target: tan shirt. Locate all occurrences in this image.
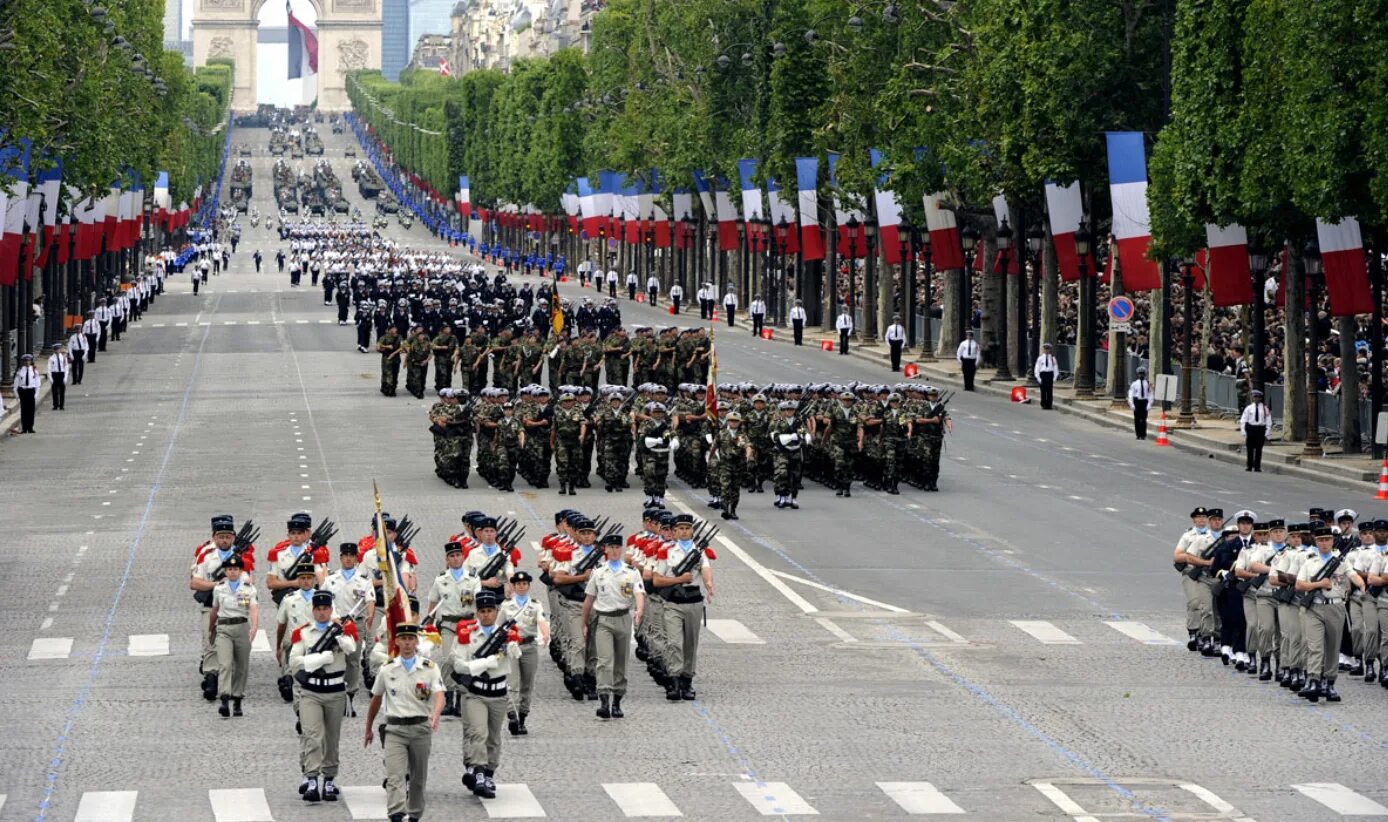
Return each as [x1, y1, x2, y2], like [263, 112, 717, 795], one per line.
[323, 569, 373, 619]
[461, 544, 514, 585]
[372, 655, 444, 718]
[428, 569, 482, 620]
[1297, 551, 1359, 600]
[498, 595, 546, 638]
[585, 562, 643, 612]
[276, 589, 317, 638]
[211, 580, 257, 619]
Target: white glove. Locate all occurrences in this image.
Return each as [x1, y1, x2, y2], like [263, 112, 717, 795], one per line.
[302, 651, 333, 672]
[463, 657, 490, 676]
[506, 642, 522, 660]
[670, 437, 680, 452]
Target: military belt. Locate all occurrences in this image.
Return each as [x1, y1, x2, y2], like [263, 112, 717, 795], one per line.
[597, 609, 630, 617]
[218, 617, 248, 625]
[386, 715, 428, 725]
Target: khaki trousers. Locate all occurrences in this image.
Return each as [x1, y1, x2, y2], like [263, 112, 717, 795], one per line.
[298, 689, 346, 777]
[200, 606, 219, 674]
[384, 722, 432, 818]
[464, 692, 507, 770]
[1277, 600, 1304, 669]
[662, 601, 703, 677]
[214, 621, 251, 698]
[509, 644, 538, 715]
[594, 612, 632, 695]
[1253, 595, 1280, 657]
[1302, 601, 1346, 682]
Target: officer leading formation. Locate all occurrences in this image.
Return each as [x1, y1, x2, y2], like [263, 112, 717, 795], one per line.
[1174, 506, 1388, 704]
[187, 502, 718, 822]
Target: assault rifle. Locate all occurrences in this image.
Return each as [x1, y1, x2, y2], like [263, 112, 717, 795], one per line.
[293, 599, 367, 688]
[395, 515, 420, 549]
[477, 530, 525, 580]
[472, 618, 518, 659]
[309, 519, 338, 552]
[670, 523, 720, 577]
[193, 520, 261, 606]
[1293, 554, 1343, 608]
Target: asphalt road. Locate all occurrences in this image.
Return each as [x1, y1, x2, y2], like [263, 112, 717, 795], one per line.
[1, 125, 1386, 822]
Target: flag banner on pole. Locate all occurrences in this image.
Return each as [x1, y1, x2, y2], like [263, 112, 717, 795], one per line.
[827, 152, 866, 259]
[1104, 131, 1161, 291]
[35, 159, 62, 269]
[990, 195, 1019, 275]
[1044, 180, 1092, 282]
[923, 191, 963, 271]
[1316, 217, 1372, 317]
[870, 149, 902, 265]
[713, 177, 740, 251]
[705, 319, 718, 423]
[599, 170, 621, 239]
[373, 483, 412, 659]
[673, 190, 693, 249]
[692, 170, 716, 224]
[456, 175, 470, 216]
[767, 178, 799, 255]
[795, 157, 825, 261]
[737, 158, 765, 228]
[0, 138, 32, 286]
[287, 1, 319, 79]
[1203, 223, 1253, 307]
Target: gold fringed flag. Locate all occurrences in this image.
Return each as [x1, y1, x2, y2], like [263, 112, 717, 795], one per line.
[373, 481, 412, 659]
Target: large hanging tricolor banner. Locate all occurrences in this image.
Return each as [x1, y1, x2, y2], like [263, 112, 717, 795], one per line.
[1315, 217, 1372, 317]
[794, 157, 824, 261]
[1203, 223, 1253, 307]
[1104, 131, 1161, 291]
[869, 149, 903, 265]
[287, 1, 319, 80]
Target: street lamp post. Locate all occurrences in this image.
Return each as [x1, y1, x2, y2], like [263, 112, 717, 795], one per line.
[1178, 256, 1196, 425]
[900, 220, 914, 348]
[960, 224, 979, 345]
[1025, 225, 1044, 384]
[1303, 241, 1324, 457]
[920, 226, 934, 359]
[845, 215, 861, 334]
[681, 212, 696, 297]
[775, 216, 791, 326]
[1246, 237, 1268, 396]
[863, 216, 878, 343]
[994, 217, 1014, 380]
[1073, 225, 1096, 398]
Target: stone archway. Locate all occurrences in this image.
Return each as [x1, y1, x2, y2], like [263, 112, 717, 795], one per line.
[191, 0, 382, 112]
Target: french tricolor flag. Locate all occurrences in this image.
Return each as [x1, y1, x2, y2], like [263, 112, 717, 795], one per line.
[767, 177, 798, 255]
[621, 179, 641, 245]
[1104, 132, 1161, 291]
[599, 170, 621, 238]
[737, 158, 765, 224]
[561, 186, 580, 234]
[1315, 217, 1373, 316]
[1043, 180, 1091, 282]
[35, 160, 62, 269]
[712, 176, 740, 251]
[826, 153, 866, 259]
[0, 139, 31, 286]
[59, 185, 80, 264]
[794, 157, 824, 261]
[153, 171, 171, 228]
[577, 177, 598, 237]
[923, 191, 964, 271]
[990, 195, 1019, 275]
[456, 175, 470, 216]
[672, 190, 694, 249]
[869, 149, 902, 265]
[287, 0, 319, 80]
[1203, 223, 1254, 306]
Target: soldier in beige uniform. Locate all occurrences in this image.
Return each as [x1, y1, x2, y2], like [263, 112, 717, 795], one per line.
[582, 533, 645, 719]
[267, 512, 326, 605]
[1244, 519, 1287, 680]
[288, 590, 360, 803]
[364, 622, 445, 822]
[427, 541, 481, 717]
[191, 515, 249, 700]
[1268, 523, 1311, 692]
[276, 556, 321, 703]
[499, 571, 549, 735]
[1368, 537, 1388, 687]
[206, 554, 258, 718]
[1173, 507, 1214, 651]
[1175, 507, 1224, 655]
[322, 543, 375, 712]
[1290, 526, 1366, 702]
[550, 517, 602, 700]
[1231, 521, 1269, 671]
[1345, 520, 1382, 680]
[652, 513, 714, 701]
[461, 518, 515, 594]
[452, 589, 520, 800]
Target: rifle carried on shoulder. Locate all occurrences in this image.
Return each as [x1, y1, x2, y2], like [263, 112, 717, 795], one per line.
[1293, 555, 1343, 608]
[472, 618, 518, 659]
[193, 520, 260, 606]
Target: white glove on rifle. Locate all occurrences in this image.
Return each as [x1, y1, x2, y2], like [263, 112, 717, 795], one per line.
[302, 651, 334, 672]
[506, 642, 522, 660]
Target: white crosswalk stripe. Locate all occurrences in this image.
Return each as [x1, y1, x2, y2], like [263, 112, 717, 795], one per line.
[209, 788, 274, 821]
[1104, 621, 1179, 646]
[1009, 620, 1081, 645]
[28, 637, 73, 660]
[251, 630, 271, 653]
[733, 781, 818, 815]
[1292, 783, 1388, 816]
[481, 783, 546, 817]
[75, 790, 139, 821]
[877, 782, 966, 814]
[603, 782, 683, 817]
[341, 785, 388, 819]
[0, 794, 5, 814]
[705, 619, 764, 644]
[127, 634, 170, 656]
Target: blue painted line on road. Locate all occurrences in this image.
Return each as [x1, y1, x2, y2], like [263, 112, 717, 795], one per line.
[712, 499, 1173, 822]
[34, 317, 216, 822]
[691, 700, 791, 817]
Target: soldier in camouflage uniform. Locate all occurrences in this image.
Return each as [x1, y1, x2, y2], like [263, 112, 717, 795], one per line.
[912, 386, 951, 492]
[822, 391, 858, 497]
[637, 403, 675, 507]
[518, 386, 552, 488]
[377, 322, 403, 396]
[630, 326, 655, 387]
[491, 401, 524, 491]
[873, 392, 908, 494]
[712, 411, 753, 520]
[429, 389, 464, 487]
[655, 327, 680, 393]
[603, 327, 631, 387]
[769, 400, 807, 509]
[546, 335, 569, 396]
[551, 392, 588, 496]
[594, 389, 635, 492]
[403, 326, 433, 400]
[473, 388, 506, 486]
[516, 329, 546, 390]
[431, 325, 459, 391]
[744, 394, 772, 494]
[462, 328, 490, 395]
[489, 328, 514, 390]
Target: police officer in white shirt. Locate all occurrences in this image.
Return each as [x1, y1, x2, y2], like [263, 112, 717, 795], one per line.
[790, 299, 808, 346]
[46, 344, 69, 410]
[67, 329, 88, 386]
[722, 288, 738, 327]
[1127, 366, 1153, 439]
[95, 298, 111, 351]
[669, 282, 684, 314]
[1034, 342, 1060, 409]
[956, 330, 980, 390]
[606, 268, 618, 298]
[625, 270, 638, 300]
[14, 353, 41, 433]
[1240, 389, 1271, 472]
[698, 283, 714, 320]
[81, 310, 99, 364]
[885, 315, 907, 372]
[835, 305, 854, 354]
[750, 295, 767, 337]
[646, 275, 660, 306]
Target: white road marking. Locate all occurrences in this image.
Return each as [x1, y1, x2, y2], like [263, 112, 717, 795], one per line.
[151, 323, 166, 328]
[295, 320, 309, 324]
[28, 637, 73, 660]
[1009, 620, 1081, 645]
[223, 320, 237, 325]
[246, 320, 261, 325]
[766, 569, 911, 613]
[1032, 783, 1100, 822]
[603, 782, 683, 817]
[925, 621, 969, 644]
[176, 322, 188, 327]
[877, 782, 966, 814]
[481, 783, 546, 817]
[56, 584, 69, 596]
[251, 630, 271, 653]
[733, 782, 818, 815]
[318, 319, 332, 324]
[1102, 506, 1119, 512]
[1291, 783, 1388, 816]
[75, 790, 139, 821]
[815, 618, 857, 643]
[208, 788, 274, 822]
[1104, 621, 1178, 646]
[706, 619, 765, 644]
[340, 785, 388, 819]
[127, 634, 171, 656]
[40, 617, 53, 630]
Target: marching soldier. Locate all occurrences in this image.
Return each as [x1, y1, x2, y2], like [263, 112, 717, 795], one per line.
[276, 556, 321, 703]
[913, 386, 951, 493]
[206, 554, 257, 718]
[652, 514, 713, 701]
[427, 541, 481, 717]
[323, 543, 375, 712]
[1176, 508, 1225, 657]
[1269, 522, 1311, 691]
[431, 323, 459, 391]
[363, 622, 445, 822]
[288, 590, 359, 803]
[190, 515, 256, 700]
[549, 517, 601, 699]
[1173, 507, 1214, 651]
[377, 321, 404, 396]
[822, 391, 858, 498]
[1246, 519, 1288, 680]
[1289, 525, 1366, 702]
[499, 571, 549, 735]
[637, 402, 674, 507]
[1346, 520, 1382, 680]
[769, 400, 807, 509]
[582, 532, 645, 719]
[460, 517, 516, 593]
[712, 411, 753, 520]
[266, 512, 325, 605]
[453, 589, 520, 799]
[405, 326, 433, 399]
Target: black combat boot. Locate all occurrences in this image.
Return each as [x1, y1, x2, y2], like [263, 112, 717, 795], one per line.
[232, 698, 244, 717]
[322, 778, 340, 801]
[679, 676, 696, 700]
[1186, 630, 1198, 651]
[303, 776, 322, 802]
[1258, 657, 1272, 681]
[666, 679, 681, 701]
[508, 711, 520, 735]
[1365, 660, 1377, 683]
[475, 768, 497, 799]
[1350, 657, 1364, 677]
[462, 765, 477, 790]
[1299, 677, 1322, 702]
[583, 673, 598, 700]
[596, 694, 611, 719]
[517, 712, 529, 734]
[611, 695, 624, 718]
[1323, 681, 1342, 702]
[202, 672, 219, 701]
[219, 696, 231, 718]
[842, 483, 852, 498]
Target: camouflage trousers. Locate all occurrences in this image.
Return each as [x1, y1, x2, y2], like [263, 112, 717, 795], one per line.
[433, 360, 454, 391]
[717, 458, 745, 511]
[642, 452, 669, 497]
[772, 452, 803, 498]
[829, 441, 855, 489]
[433, 434, 470, 483]
[599, 437, 631, 487]
[554, 438, 582, 484]
[381, 357, 400, 394]
[406, 362, 428, 398]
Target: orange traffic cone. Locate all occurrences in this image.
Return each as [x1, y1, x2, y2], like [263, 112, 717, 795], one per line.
[1154, 411, 1171, 446]
[1376, 458, 1388, 500]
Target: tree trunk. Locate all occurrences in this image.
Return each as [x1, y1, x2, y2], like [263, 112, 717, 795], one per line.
[1284, 245, 1306, 441]
[1041, 224, 1058, 349]
[981, 237, 1000, 366]
[940, 268, 961, 356]
[1149, 264, 1166, 376]
[1339, 314, 1360, 451]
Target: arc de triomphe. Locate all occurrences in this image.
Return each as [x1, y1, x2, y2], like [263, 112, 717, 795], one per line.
[191, 0, 381, 112]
